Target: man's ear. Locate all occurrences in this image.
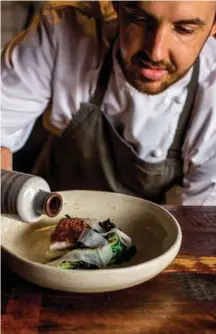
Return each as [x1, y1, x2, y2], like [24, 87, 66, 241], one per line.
[210, 16, 216, 37]
[210, 24, 216, 37]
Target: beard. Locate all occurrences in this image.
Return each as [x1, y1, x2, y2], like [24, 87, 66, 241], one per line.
[118, 49, 192, 95]
[124, 66, 181, 95]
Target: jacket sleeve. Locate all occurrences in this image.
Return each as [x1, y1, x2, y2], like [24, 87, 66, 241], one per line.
[1, 5, 56, 152]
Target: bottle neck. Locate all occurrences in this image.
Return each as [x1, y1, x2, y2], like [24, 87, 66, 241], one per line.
[34, 190, 63, 217]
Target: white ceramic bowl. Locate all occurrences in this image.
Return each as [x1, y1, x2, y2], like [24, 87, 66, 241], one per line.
[1, 191, 182, 293]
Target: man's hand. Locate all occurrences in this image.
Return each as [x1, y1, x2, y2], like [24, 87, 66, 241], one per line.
[0, 147, 12, 170]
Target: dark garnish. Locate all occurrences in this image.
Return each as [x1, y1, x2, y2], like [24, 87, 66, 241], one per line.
[99, 219, 116, 231]
[115, 245, 137, 264]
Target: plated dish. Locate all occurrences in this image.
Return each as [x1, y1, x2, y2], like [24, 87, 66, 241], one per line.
[1, 190, 182, 293]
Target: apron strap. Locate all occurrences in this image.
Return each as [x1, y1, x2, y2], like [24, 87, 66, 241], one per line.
[90, 43, 114, 106]
[168, 58, 200, 157]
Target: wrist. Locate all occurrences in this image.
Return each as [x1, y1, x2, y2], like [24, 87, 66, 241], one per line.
[1, 146, 13, 170]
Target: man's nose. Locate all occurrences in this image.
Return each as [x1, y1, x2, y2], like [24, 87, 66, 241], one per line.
[145, 24, 169, 62]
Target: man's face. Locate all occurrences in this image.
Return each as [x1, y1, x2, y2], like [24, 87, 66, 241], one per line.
[117, 1, 216, 94]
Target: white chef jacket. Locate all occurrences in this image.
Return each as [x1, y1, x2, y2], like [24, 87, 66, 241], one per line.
[1, 5, 216, 206]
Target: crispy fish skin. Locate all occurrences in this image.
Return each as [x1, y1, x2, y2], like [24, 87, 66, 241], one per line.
[50, 217, 89, 250]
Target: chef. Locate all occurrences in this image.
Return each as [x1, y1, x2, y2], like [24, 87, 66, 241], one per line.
[1, 1, 216, 205]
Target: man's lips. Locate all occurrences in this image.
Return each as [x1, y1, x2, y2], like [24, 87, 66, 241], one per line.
[139, 67, 167, 81]
[136, 60, 168, 81]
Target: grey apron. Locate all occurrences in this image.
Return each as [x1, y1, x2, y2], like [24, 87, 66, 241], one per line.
[34, 47, 199, 204]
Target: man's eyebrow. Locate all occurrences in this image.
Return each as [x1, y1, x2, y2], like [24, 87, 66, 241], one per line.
[124, 4, 206, 26]
[174, 18, 206, 26]
[124, 6, 156, 20]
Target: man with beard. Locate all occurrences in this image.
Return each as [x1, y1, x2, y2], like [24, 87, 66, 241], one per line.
[1, 1, 216, 205]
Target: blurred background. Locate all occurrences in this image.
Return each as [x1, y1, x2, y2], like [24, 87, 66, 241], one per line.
[1, 1, 117, 48]
[1, 1, 43, 48]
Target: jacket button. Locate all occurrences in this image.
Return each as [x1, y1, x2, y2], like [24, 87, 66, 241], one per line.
[151, 148, 162, 158]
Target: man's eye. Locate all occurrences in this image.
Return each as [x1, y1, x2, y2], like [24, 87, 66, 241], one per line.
[127, 14, 150, 23]
[127, 14, 156, 28]
[123, 9, 153, 24]
[175, 26, 195, 35]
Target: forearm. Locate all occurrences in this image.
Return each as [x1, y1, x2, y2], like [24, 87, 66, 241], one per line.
[0, 146, 12, 170]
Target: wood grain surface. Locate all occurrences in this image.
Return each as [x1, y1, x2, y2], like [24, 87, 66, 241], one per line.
[2, 206, 216, 334]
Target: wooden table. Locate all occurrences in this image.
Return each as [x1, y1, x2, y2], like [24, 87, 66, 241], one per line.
[2, 206, 216, 334]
